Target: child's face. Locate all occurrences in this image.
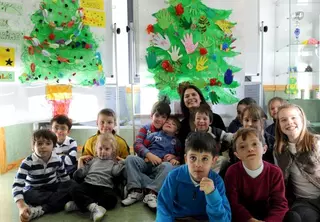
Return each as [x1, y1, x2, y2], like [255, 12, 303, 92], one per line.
[184, 88, 201, 109]
[162, 119, 178, 134]
[194, 112, 211, 132]
[234, 133, 266, 164]
[185, 150, 217, 182]
[33, 137, 54, 161]
[97, 114, 115, 134]
[270, 100, 282, 119]
[96, 141, 114, 160]
[51, 122, 69, 143]
[237, 104, 247, 121]
[242, 111, 263, 132]
[151, 112, 167, 129]
[278, 108, 303, 142]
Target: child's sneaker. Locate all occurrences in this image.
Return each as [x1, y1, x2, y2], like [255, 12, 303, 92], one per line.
[29, 206, 44, 220]
[121, 191, 144, 206]
[143, 193, 157, 209]
[65, 201, 79, 212]
[88, 203, 106, 222]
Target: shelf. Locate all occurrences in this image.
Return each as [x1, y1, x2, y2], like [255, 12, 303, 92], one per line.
[276, 43, 318, 52]
[276, 0, 320, 4]
[275, 71, 319, 77]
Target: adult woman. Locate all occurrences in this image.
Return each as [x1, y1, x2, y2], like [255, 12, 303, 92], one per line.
[178, 85, 225, 159]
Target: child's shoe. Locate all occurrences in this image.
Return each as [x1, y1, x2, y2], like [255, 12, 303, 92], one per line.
[121, 191, 144, 206]
[143, 193, 157, 209]
[65, 201, 79, 212]
[29, 206, 44, 220]
[88, 203, 106, 222]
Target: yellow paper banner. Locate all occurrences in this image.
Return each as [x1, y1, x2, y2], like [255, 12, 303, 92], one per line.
[83, 9, 106, 28]
[0, 47, 15, 67]
[46, 84, 72, 100]
[80, 0, 104, 10]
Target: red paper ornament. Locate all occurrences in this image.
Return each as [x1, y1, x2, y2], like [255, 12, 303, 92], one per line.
[210, 78, 217, 86]
[175, 3, 184, 16]
[31, 63, 35, 72]
[200, 48, 208, 55]
[146, 24, 154, 34]
[67, 20, 75, 28]
[162, 60, 169, 69]
[85, 43, 91, 49]
[28, 46, 34, 55]
[49, 33, 55, 40]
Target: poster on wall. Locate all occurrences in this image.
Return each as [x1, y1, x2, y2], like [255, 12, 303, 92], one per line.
[0, 46, 15, 67]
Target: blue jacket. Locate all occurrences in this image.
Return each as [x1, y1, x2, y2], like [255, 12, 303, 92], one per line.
[156, 165, 231, 222]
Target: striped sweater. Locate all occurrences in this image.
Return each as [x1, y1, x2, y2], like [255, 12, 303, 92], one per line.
[54, 136, 78, 173]
[12, 152, 70, 202]
[134, 123, 160, 157]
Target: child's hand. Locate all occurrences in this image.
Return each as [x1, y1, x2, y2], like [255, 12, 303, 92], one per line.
[19, 205, 30, 222]
[80, 155, 93, 163]
[248, 219, 264, 222]
[145, 153, 162, 165]
[199, 177, 215, 195]
[116, 156, 125, 161]
[169, 159, 180, 165]
[163, 154, 176, 162]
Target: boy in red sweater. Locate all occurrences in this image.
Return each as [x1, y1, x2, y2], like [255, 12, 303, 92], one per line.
[224, 128, 288, 222]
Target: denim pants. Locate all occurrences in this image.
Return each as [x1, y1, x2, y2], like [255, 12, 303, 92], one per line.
[125, 155, 174, 193]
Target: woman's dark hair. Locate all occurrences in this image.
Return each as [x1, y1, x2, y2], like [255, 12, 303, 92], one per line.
[180, 85, 208, 118]
[185, 132, 219, 157]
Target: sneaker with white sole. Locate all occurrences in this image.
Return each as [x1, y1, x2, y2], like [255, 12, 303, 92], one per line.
[65, 201, 79, 212]
[89, 204, 106, 222]
[29, 206, 45, 220]
[143, 193, 157, 209]
[121, 191, 144, 206]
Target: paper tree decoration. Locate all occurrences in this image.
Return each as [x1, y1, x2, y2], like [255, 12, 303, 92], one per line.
[145, 0, 241, 104]
[19, 0, 105, 86]
[46, 84, 72, 117]
[285, 77, 298, 95]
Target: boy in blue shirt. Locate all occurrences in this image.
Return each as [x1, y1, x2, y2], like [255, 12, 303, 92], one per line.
[157, 132, 231, 222]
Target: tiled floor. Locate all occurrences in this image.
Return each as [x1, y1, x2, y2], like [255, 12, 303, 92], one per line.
[0, 170, 156, 222]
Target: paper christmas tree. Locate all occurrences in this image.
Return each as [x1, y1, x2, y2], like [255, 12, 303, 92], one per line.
[19, 0, 105, 86]
[145, 0, 241, 104]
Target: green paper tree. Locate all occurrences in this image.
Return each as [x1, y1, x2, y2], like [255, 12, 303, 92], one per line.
[19, 0, 105, 86]
[145, 0, 241, 104]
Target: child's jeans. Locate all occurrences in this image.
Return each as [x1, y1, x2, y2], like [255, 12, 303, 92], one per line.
[24, 180, 77, 213]
[125, 155, 174, 193]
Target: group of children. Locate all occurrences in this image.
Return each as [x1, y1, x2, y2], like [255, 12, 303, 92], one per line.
[12, 95, 319, 222]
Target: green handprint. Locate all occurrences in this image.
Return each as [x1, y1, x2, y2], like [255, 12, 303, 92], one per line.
[180, 17, 192, 29]
[145, 51, 158, 69]
[209, 91, 220, 105]
[186, 0, 201, 16]
[157, 9, 173, 30]
[200, 36, 214, 48]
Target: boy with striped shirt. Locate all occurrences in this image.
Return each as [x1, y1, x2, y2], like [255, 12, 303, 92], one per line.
[12, 129, 76, 222]
[51, 115, 78, 176]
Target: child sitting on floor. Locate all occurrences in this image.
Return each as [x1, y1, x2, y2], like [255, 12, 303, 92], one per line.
[157, 132, 231, 221]
[122, 116, 181, 209]
[12, 129, 76, 222]
[65, 133, 125, 222]
[51, 114, 78, 176]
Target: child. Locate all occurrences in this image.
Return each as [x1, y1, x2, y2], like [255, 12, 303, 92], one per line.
[240, 104, 275, 164]
[274, 104, 320, 222]
[51, 114, 78, 176]
[82, 108, 129, 159]
[156, 132, 231, 221]
[12, 129, 76, 222]
[265, 97, 287, 137]
[228, 97, 256, 133]
[65, 133, 125, 222]
[134, 100, 171, 157]
[224, 128, 288, 222]
[194, 104, 233, 174]
[122, 117, 181, 209]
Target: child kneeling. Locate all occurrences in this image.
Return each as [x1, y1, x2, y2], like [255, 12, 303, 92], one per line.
[156, 132, 231, 222]
[65, 133, 125, 222]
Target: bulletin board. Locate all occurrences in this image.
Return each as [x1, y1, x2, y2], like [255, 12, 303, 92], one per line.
[0, 0, 113, 126]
